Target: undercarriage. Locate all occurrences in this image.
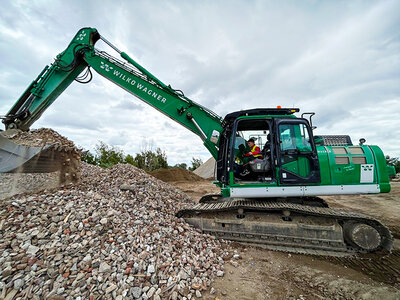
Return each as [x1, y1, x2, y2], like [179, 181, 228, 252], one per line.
[177, 197, 393, 256]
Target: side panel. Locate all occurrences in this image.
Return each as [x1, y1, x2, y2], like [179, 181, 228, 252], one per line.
[323, 145, 373, 184]
[317, 144, 391, 193]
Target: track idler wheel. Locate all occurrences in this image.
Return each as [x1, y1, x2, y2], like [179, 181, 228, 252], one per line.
[343, 222, 381, 252]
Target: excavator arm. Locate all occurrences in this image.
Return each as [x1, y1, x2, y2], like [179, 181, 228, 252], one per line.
[3, 28, 100, 132]
[86, 46, 222, 158]
[1, 27, 223, 173]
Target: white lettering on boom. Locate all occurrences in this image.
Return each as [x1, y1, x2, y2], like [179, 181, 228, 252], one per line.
[105, 64, 166, 104]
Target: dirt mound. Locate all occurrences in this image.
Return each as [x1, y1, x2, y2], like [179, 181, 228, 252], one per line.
[149, 168, 204, 182]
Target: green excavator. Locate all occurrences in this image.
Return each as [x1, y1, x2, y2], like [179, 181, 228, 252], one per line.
[1, 28, 395, 256]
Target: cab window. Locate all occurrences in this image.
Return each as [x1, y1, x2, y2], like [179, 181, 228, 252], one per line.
[279, 123, 312, 152]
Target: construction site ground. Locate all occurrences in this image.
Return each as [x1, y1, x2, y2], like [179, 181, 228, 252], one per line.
[1, 134, 399, 300]
[170, 178, 400, 300]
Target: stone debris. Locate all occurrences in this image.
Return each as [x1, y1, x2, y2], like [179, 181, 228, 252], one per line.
[13, 278, 24, 290]
[0, 173, 60, 200]
[130, 286, 142, 298]
[216, 270, 224, 277]
[0, 128, 82, 199]
[8, 128, 77, 149]
[0, 162, 228, 299]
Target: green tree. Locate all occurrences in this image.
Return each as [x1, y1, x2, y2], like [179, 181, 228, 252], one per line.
[189, 157, 203, 171]
[95, 141, 125, 168]
[174, 163, 187, 169]
[125, 154, 135, 166]
[133, 148, 168, 171]
[80, 141, 168, 171]
[81, 150, 98, 165]
[155, 148, 168, 169]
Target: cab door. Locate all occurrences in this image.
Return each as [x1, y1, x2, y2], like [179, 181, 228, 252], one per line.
[275, 118, 320, 184]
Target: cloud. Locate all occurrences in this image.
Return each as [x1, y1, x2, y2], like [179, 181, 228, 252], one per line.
[111, 99, 144, 112]
[0, 0, 399, 167]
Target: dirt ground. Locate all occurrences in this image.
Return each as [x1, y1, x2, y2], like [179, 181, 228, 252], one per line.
[170, 180, 400, 300]
[169, 180, 220, 201]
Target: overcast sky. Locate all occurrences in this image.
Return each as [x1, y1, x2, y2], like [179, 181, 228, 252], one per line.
[1, 0, 399, 166]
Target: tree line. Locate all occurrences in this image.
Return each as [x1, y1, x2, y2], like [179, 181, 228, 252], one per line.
[81, 141, 203, 172]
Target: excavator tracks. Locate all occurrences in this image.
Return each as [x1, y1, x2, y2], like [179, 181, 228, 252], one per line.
[177, 198, 393, 256]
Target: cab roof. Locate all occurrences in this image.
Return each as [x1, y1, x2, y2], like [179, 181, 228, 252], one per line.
[222, 108, 299, 127]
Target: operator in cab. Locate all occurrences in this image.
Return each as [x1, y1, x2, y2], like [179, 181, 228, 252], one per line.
[239, 138, 263, 176]
[244, 138, 262, 159]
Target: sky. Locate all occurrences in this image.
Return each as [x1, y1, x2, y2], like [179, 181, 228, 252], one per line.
[0, 0, 399, 166]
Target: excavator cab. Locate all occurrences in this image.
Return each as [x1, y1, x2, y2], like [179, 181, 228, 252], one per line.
[216, 108, 321, 187]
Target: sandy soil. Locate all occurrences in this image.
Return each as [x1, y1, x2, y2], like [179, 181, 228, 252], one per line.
[170, 180, 220, 202]
[170, 180, 400, 300]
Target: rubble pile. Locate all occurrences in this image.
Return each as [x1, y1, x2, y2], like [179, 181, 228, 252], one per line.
[0, 172, 60, 200]
[9, 128, 78, 149]
[0, 163, 228, 300]
[5, 128, 81, 184]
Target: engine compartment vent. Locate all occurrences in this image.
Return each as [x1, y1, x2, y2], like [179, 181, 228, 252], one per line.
[314, 135, 353, 146]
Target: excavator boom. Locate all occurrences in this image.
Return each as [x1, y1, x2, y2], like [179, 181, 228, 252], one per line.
[1, 27, 223, 173]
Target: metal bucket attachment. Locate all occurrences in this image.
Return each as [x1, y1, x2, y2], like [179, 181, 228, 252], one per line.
[0, 134, 65, 173]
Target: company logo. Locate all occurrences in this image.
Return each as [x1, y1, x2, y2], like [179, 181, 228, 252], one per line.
[76, 31, 87, 41]
[98, 59, 167, 104]
[100, 62, 113, 72]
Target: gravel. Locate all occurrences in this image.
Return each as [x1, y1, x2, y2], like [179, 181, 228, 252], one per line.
[0, 128, 82, 199]
[7, 128, 78, 149]
[0, 162, 228, 299]
[0, 173, 60, 200]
